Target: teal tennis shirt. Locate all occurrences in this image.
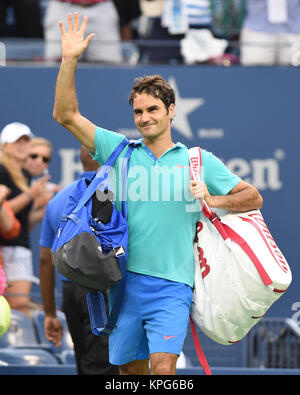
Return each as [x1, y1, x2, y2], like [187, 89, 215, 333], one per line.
[92, 127, 240, 287]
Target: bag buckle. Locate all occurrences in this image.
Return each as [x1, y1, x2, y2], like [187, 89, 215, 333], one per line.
[114, 246, 125, 257]
[210, 213, 220, 223]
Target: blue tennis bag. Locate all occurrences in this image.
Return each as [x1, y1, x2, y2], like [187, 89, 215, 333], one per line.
[51, 138, 135, 334]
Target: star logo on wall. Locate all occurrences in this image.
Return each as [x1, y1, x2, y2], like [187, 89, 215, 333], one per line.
[168, 76, 204, 139]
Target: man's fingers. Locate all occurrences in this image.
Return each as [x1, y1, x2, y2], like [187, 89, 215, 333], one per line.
[85, 33, 95, 46]
[79, 15, 88, 34]
[73, 11, 80, 31]
[67, 12, 73, 32]
[59, 20, 65, 35]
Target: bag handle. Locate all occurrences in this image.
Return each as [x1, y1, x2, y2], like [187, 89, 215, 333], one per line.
[189, 147, 216, 219]
[188, 147, 229, 240]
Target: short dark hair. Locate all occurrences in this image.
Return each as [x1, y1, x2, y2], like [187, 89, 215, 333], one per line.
[129, 75, 176, 112]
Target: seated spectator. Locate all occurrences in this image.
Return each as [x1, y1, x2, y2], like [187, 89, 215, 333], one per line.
[0, 0, 43, 38]
[44, 0, 123, 63]
[240, 0, 300, 66]
[0, 122, 52, 316]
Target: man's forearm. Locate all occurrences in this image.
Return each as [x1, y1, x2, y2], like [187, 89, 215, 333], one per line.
[39, 253, 57, 316]
[53, 57, 79, 125]
[207, 186, 263, 212]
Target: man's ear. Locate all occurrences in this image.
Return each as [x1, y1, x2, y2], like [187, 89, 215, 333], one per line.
[169, 103, 175, 121]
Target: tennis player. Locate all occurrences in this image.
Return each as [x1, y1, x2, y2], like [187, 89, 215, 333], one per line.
[53, 13, 263, 375]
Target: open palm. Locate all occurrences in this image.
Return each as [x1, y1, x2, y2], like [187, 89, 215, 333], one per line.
[60, 12, 95, 59]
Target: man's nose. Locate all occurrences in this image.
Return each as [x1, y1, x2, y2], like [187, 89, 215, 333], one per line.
[140, 111, 151, 123]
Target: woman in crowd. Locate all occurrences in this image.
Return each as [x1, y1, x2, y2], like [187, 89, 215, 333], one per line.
[0, 122, 53, 316]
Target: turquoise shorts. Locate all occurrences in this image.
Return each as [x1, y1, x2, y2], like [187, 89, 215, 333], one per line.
[108, 271, 193, 366]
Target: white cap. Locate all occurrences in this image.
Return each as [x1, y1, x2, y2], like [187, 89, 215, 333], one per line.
[0, 122, 34, 144]
[139, 0, 163, 17]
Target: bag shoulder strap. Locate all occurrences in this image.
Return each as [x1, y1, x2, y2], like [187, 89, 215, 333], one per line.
[190, 317, 212, 375]
[73, 138, 132, 215]
[84, 139, 137, 336]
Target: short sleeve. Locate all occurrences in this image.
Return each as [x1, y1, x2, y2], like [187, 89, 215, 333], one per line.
[91, 127, 126, 165]
[201, 150, 241, 196]
[39, 204, 54, 248]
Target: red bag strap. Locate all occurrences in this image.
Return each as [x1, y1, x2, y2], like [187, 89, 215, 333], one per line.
[188, 147, 212, 375]
[189, 316, 212, 375]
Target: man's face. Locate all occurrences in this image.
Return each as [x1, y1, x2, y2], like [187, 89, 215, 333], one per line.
[133, 93, 175, 141]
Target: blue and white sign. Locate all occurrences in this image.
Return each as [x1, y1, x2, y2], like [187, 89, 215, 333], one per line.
[0, 65, 299, 318]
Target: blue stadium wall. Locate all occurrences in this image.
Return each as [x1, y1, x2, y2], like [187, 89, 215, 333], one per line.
[0, 65, 298, 321]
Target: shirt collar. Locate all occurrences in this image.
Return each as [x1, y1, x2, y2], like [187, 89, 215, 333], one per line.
[133, 138, 186, 150]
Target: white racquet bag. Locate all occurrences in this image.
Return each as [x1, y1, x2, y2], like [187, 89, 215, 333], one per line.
[189, 147, 292, 345]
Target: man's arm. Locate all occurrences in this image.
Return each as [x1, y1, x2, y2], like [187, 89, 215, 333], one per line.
[191, 180, 263, 212]
[39, 246, 63, 347]
[53, 12, 96, 153]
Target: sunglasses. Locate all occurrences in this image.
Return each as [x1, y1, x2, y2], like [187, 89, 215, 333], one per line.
[29, 153, 51, 164]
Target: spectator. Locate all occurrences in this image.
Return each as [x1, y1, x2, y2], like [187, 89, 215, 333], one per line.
[0, 184, 21, 296]
[24, 137, 61, 230]
[113, 0, 141, 39]
[113, 0, 141, 64]
[210, 0, 246, 62]
[240, 0, 300, 66]
[0, 122, 51, 316]
[0, 0, 43, 38]
[44, 0, 124, 63]
[39, 145, 119, 375]
[139, 0, 213, 64]
[24, 137, 53, 180]
[25, 137, 61, 195]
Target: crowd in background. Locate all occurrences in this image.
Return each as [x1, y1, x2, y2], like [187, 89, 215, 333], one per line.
[0, 0, 300, 66]
[0, 122, 61, 317]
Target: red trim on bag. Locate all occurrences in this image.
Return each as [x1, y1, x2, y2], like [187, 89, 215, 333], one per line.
[252, 313, 266, 319]
[190, 316, 212, 375]
[221, 223, 273, 286]
[239, 215, 289, 274]
[228, 340, 241, 344]
[273, 288, 287, 293]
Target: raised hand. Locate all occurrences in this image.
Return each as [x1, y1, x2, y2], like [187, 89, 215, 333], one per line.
[59, 12, 95, 59]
